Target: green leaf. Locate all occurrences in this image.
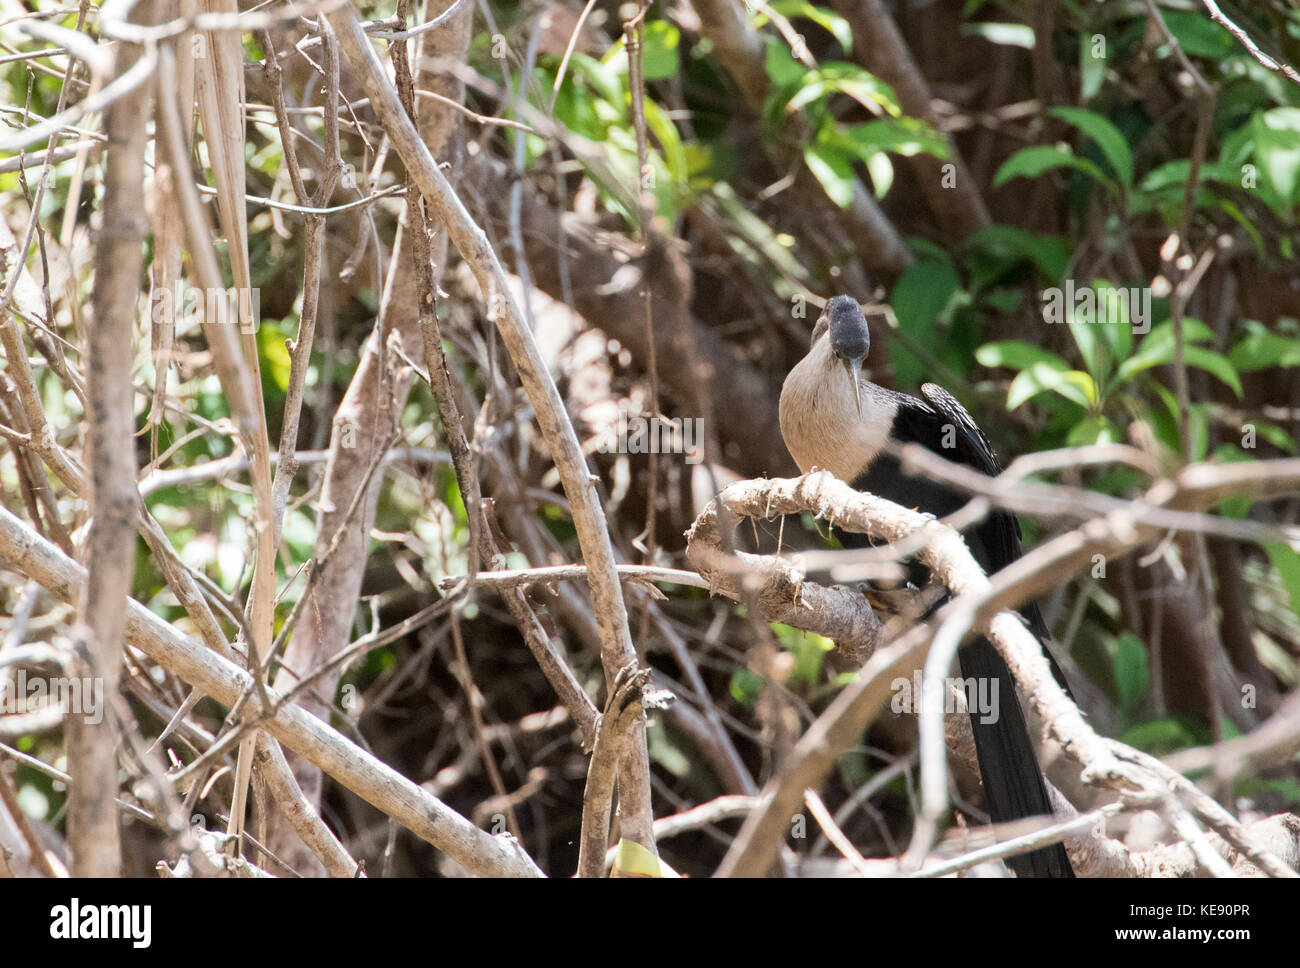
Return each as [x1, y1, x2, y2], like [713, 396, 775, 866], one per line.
[892, 262, 963, 331]
[1183, 346, 1244, 398]
[258, 321, 292, 392]
[772, 624, 835, 686]
[1264, 545, 1300, 621]
[804, 140, 855, 207]
[993, 145, 1113, 191]
[890, 260, 961, 388]
[1251, 107, 1300, 207]
[960, 22, 1034, 48]
[1145, 381, 1185, 454]
[1066, 414, 1121, 446]
[1251, 419, 1299, 454]
[1067, 312, 1105, 385]
[1229, 321, 1300, 371]
[1139, 159, 1241, 193]
[1189, 401, 1209, 460]
[907, 237, 951, 262]
[1079, 30, 1106, 101]
[1114, 319, 1241, 396]
[643, 97, 689, 186]
[1006, 361, 1095, 409]
[786, 62, 900, 117]
[570, 52, 624, 108]
[1236, 775, 1300, 806]
[981, 288, 1022, 314]
[863, 151, 893, 197]
[768, 1, 853, 52]
[548, 68, 606, 140]
[1050, 106, 1134, 188]
[610, 839, 680, 878]
[843, 117, 948, 159]
[640, 20, 680, 81]
[1161, 9, 1234, 59]
[1220, 124, 1255, 168]
[763, 33, 805, 90]
[1120, 717, 1203, 755]
[1090, 281, 1134, 363]
[438, 464, 468, 527]
[817, 119, 944, 198]
[729, 668, 764, 709]
[976, 340, 1068, 372]
[683, 142, 730, 191]
[964, 224, 1069, 282]
[1112, 632, 1150, 714]
[1115, 318, 1216, 382]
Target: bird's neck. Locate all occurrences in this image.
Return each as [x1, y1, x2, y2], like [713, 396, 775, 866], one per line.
[779, 338, 898, 483]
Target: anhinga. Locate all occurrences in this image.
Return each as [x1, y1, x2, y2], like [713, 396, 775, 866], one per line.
[779, 294, 1074, 878]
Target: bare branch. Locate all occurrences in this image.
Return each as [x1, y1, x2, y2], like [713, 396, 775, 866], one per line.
[699, 466, 1300, 877]
[327, 3, 656, 850]
[70, 2, 154, 875]
[577, 664, 653, 878]
[0, 503, 544, 878]
[1197, 0, 1300, 87]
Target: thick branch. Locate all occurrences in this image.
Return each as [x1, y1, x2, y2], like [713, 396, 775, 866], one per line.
[577, 664, 651, 877]
[700, 470, 1300, 877]
[686, 502, 884, 667]
[327, 5, 655, 849]
[73, 11, 153, 876]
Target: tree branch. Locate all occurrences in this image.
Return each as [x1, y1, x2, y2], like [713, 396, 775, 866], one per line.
[0, 502, 544, 878]
[326, 4, 656, 850]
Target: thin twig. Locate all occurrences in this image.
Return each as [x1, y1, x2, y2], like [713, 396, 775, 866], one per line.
[1197, 0, 1300, 86]
[439, 563, 709, 591]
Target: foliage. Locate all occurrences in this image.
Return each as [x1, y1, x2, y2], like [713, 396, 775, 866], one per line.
[3, 0, 1300, 876]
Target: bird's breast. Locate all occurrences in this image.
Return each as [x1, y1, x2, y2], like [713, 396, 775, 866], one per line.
[779, 345, 896, 484]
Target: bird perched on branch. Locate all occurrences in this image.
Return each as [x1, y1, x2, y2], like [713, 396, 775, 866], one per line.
[779, 294, 1073, 878]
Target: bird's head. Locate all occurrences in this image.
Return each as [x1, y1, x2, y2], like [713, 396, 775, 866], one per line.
[821, 295, 870, 416]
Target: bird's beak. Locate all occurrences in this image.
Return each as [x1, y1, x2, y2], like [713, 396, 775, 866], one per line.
[842, 356, 863, 416]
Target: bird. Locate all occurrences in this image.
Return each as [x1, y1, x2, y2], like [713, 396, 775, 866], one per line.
[779, 293, 1074, 878]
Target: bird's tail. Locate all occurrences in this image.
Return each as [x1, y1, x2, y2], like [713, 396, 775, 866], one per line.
[958, 636, 1074, 878]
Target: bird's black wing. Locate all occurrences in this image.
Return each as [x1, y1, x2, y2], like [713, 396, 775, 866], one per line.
[876, 384, 1022, 582]
[910, 383, 1069, 654]
[916, 382, 1003, 477]
[914, 382, 1026, 579]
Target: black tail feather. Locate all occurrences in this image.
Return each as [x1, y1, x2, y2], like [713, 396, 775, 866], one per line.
[959, 636, 1074, 878]
[833, 527, 1073, 876]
